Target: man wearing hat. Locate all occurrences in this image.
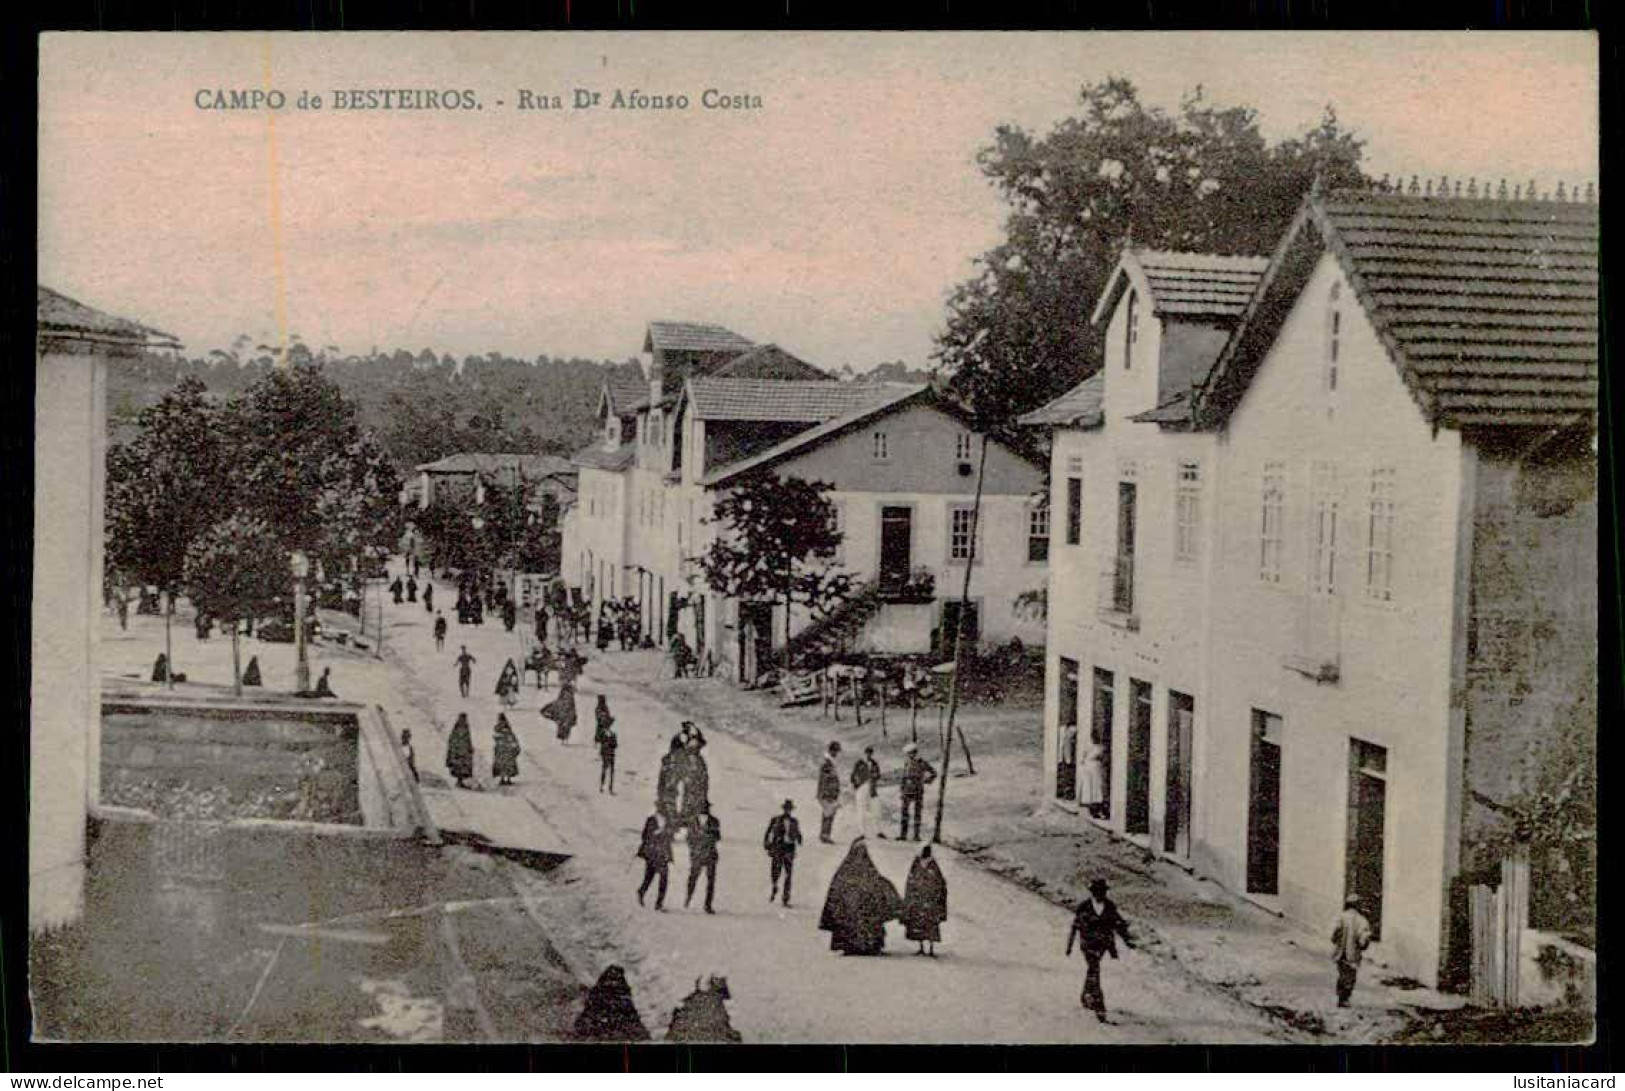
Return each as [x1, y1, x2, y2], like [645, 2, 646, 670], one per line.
[1331, 894, 1374, 1007]
[898, 742, 937, 841]
[850, 745, 883, 839]
[816, 741, 844, 843]
[762, 799, 804, 907]
[1066, 877, 1134, 1022]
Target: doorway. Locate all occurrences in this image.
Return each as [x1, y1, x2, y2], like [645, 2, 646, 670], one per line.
[1247, 710, 1283, 895]
[937, 599, 981, 658]
[1056, 658, 1080, 801]
[879, 506, 913, 587]
[1126, 679, 1153, 835]
[1346, 739, 1388, 938]
[737, 602, 775, 685]
[1091, 669, 1115, 820]
[1165, 691, 1194, 857]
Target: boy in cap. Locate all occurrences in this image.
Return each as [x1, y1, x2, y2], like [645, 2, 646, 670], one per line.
[898, 742, 937, 841]
[763, 799, 803, 906]
[1331, 894, 1374, 1007]
[1066, 877, 1134, 1022]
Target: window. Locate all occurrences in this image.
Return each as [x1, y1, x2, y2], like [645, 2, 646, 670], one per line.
[1065, 476, 1083, 545]
[1028, 503, 1051, 563]
[1124, 291, 1139, 370]
[1260, 462, 1285, 584]
[1311, 461, 1340, 596]
[872, 431, 890, 460]
[1326, 283, 1343, 393]
[955, 432, 974, 461]
[1174, 461, 1201, 565]
[949, 505, 978, 562]
[1365, 467, 1396, 602]
[829, 501, 846, 563]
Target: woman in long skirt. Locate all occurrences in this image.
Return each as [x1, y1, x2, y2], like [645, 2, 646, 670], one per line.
[446, 713, 475, 789]
[819, 837, 901, 956]
[1077, 729, 1106, 818]
[492, 713, 521, 786]
[496, 658, 520, 707]
[901, 845, 948, 956]
[542, 679, 578, 741]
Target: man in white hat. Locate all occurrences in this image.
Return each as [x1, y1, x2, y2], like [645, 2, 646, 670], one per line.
[898, 742, 937, 841]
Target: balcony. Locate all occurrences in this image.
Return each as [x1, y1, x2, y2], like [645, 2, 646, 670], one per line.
[1097, 555, 1139, 630]
[877, 566, 936, 604]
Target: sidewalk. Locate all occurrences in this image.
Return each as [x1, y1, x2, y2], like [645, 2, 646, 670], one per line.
[591, 647, 1465, 1044]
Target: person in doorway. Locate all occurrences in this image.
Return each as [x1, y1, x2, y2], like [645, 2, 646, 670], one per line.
[819, 837, 901, 956]
[492, 713, 521, 786]
[635, 812, 674, 911]
[1078, 728, 1106, 818]
[433, 611, 447, 651]
[851, 746, 883, 839]
[684, 802, 722, 914]
[899, 742, 937, 841]
[817, 741, 844, 843]
[1057, 721, 1078, 801]
[400, 728, 419, 783]
[901, 844, 948, 957]
[314, 667, 337, 698]
[446, 713, 474, 789]
[423, 583, 434, 614]
[406, 575, 418, 603]
[1066, 877, 1134, 1023]
[1331, 894, 1374, 1008]
[598, 722, 618, 794]
[241, 655, 263, 687]
[763, 799, 803, 907]
[455, 645, 476, 698]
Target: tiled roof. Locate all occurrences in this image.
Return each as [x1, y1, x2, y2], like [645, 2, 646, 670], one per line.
[603, 370, 648, 414]
[1195, 189, 1599, 430]
[1091, 250, 1269, 325]
[706, 344, 827, 381]
[686, 378, 901, 422]
[702, 384, 930, 485]
[38, 286, 181, 350]
[415, 453, 577, 478]
[570, 444, 636, 472]
[1130, 391, 1194, 426]
[644, 321, 754, 355]
[1016, 373, 1104, 428]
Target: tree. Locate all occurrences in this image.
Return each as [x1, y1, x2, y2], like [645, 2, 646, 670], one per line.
[105, 376, 230, 686]
[694, 473, 851, 674]
[184, 515, 288, 696]
[927, 78, 1368, 842]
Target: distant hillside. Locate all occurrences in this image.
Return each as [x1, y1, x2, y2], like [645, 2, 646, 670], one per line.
[108, 342, 642, 472]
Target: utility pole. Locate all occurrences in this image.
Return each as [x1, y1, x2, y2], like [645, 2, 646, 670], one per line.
[932, 435, 986, 844]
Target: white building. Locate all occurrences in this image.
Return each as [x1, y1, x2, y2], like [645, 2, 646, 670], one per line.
[1026, 186, 1598, 987]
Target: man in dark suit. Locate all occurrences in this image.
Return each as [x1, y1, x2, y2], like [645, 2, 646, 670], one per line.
[763, 799, 803, 907]
[685, 803, 722, 914]
[1066, 877, 1134, 1022]
[817, 741, 843, 843]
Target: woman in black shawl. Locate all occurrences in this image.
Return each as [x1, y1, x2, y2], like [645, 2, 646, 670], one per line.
[492, 713, 521, 785]
[901, 844, 948, 956]
[446, 713, 475, 788]
[819, 837, 901, 955]
[495, 658, 520, 706]
[542, 679, 578, 741]
[594, 694, 615, 744]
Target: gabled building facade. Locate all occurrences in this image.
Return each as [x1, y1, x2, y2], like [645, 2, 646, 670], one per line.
[1026, 188, 1598, 987]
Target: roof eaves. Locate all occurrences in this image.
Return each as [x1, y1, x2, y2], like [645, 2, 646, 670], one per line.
[701, 385, 929, 487]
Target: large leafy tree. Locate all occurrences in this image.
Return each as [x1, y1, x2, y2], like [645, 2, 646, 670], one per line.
[184, 515, 288, 695]
[694, 473, 851, 674]
[926, 79, 1367, 841]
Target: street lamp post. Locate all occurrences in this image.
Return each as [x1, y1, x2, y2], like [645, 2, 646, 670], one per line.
[291, 550, 311, 693]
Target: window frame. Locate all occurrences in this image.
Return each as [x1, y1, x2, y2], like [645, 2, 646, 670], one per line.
[1364, 466, 1396, 603]
[1310, 461, 1340, 597]
[872, 430, 890, 461]
[1174, 460, 1202, 566]
[1259, 461, 1285, 584]
[1027, 501, 1051, 564]
[947, 502, 980, 564]
[1326, 282, 1343, 395]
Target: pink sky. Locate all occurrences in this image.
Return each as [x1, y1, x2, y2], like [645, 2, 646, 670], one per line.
[39, 32, 1598, 370]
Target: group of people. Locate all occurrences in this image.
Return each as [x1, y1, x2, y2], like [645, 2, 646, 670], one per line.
[634, 721, 716, 911]
[818, 836, 949, 958]
[816, 739, 938, 844]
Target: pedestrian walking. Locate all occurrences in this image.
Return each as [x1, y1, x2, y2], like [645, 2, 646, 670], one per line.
[597, 610, 614, 652]
[901, 844, 948, 957]
[635, 813, 674, 911]
[819, 837, 901, 956]
[898, 742, 937, 841]
[534, 643, 556, 690]
[598, 723, 618, 794]
[492, 713, 521, 786]
[1331, 895, 1374, 1008]
[423, 584, 434, 614]
[433, 611, 447, 651]
[817, 741, 844, 843]
[400, 728, 419, 783]
[496, 658, 521, 707]
[502, 597, 517, 633]
[594, 694, 615, 743]
[1065, 878, 1134, 1023]
[455, 645, 476, 698]
[851, 746, 883, 839]
[390, 576, 404, 605]
[656, 738, 684, 820]
[116, 594, 129, 630]
[542, 678, 578, 741]
[241, 655, 263, 687]
[684, 803, 722, 914]
[763, 800, 803, 907]
[406, 575, 418, 603]
[446, 713, 474, 789]
[679, 735, 710, 826]
[535, 604, 549, 643]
